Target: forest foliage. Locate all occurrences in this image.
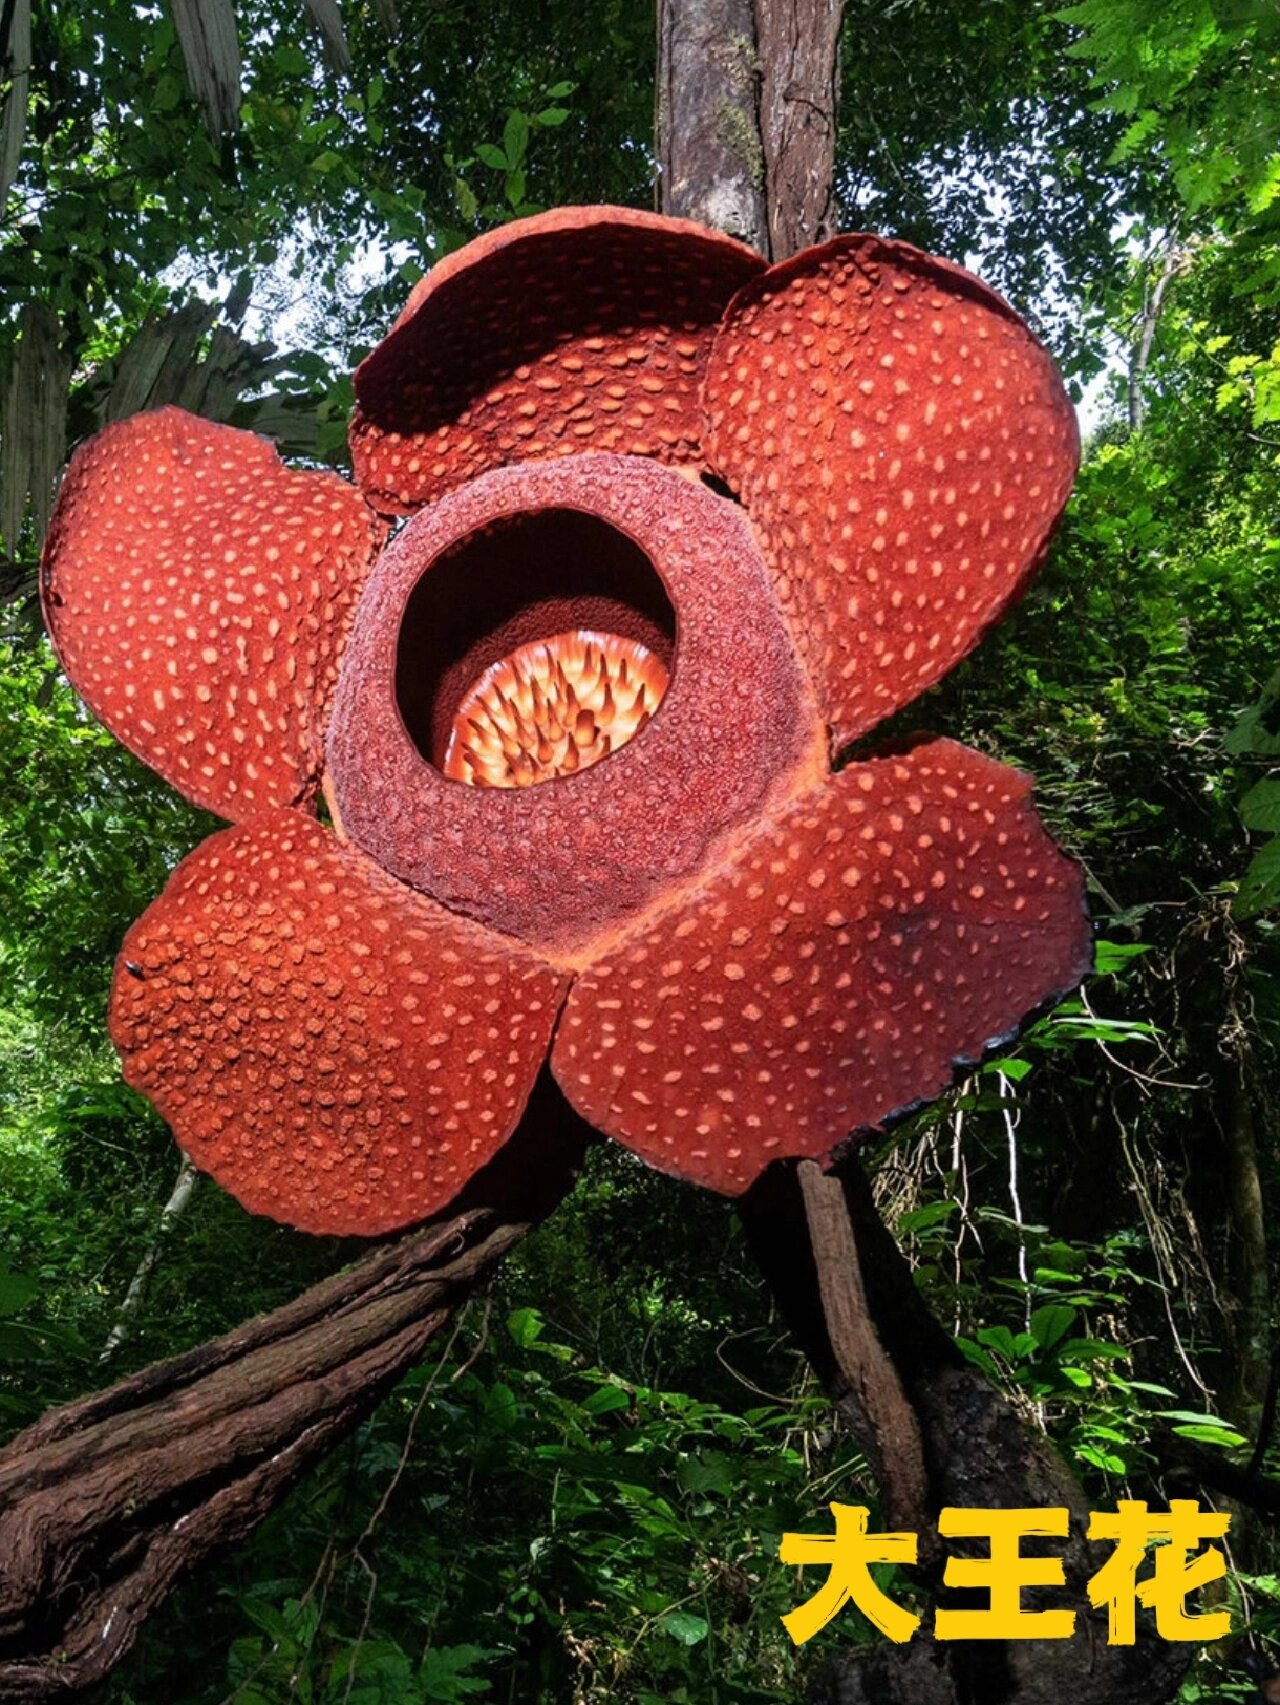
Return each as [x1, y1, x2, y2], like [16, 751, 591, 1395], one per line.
[2, 2, 1279, 1701]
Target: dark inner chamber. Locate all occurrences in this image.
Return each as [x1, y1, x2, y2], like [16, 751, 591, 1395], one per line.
[395, 508, 677, 769]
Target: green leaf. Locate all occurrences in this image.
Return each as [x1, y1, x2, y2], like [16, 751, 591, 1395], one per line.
[1237, 838, 1280, 918]
[1030, 1303, 1077, 1351]
[1076, 1443, 1127, 1474]
[1093, 939, 1151, 975]
[507, 1306, 544, 1348]
[475, 143, 509, 171]
[1059, 1338, 1130, 1362]
[484, 1381, 518, 1430]
[502, 111, 530, 168]
[420, 1642, 495, 1698]
[1158, 1409, 1247, 1446]
[898, 1201, 958, 1234]
[1241, 779, 1280, 833]
[1226, 676, 1280, 756]
[660, 1611, 710, 1646]
[534, 107, 571, 126]
[1173, 1423, 1248, 1447]
[986, 1054, 1033, 1081]
[545, 80, 576, 98]
[581, 1384, 631, 1416]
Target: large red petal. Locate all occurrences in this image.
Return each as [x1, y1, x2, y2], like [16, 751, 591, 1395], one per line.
[350, 206, 764, 513]
[703, 237, 1079, 753]
[110, 811, 567, 1235]
[553, 740, 1090, 1195]
[42, 408, 385, 820]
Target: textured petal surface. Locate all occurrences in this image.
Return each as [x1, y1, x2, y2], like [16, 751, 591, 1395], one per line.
[703, 236, 1079, 752]
[350, 206, 764, 513]
[42, 408, 385, 820]
[553, 740, 1090, 1194]
[110, 811, 567, 1235]
[327, 455, 824, 961]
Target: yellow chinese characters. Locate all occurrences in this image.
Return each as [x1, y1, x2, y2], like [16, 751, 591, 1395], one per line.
[780, 1500, 1231, 1646]
[779, 1503, 921, 1645]
[1087, 1500, 1231, 1644]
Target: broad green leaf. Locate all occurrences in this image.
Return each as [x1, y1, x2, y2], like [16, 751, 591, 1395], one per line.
[1172, 1423, 1248, 1447]
[484, 1381, 518, 1430]
[660, 1611, 710, 1646]
[1241, 779, 1280, 833]
[501, 110, 529, 168]
[1030, 1304, 1077, 1351]
[1093, 939, 1151, 975]
[581, 1384, 631, 1416]
[898, 1201, 958, 1234]
[507, 1306, 544, 1348]
[1237, 838, 1280, 918]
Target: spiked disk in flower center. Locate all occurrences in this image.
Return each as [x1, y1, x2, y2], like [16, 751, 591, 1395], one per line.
[443, 630, 668, 788]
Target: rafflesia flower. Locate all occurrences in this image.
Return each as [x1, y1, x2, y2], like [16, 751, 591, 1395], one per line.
[42, 207, 1091, 1237]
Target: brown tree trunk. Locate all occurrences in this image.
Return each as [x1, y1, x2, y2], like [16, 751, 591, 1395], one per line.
[756, 0, 843, 259]
[657, 0, 769, 250]
[1225, 1061, 1271, 1416]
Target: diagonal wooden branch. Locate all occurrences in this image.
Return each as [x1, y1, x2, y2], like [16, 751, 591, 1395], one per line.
[301, 0, 352, 76]
[0, 1082, 590, 1701]
[795, 1160, 929, 1535]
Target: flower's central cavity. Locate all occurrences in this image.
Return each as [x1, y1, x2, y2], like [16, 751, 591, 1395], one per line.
[394, 507, 676, 777]
[443, 629, 668, 788]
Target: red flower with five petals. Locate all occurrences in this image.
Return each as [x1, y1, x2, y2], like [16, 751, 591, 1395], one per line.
[42, 207, 1090, 1236]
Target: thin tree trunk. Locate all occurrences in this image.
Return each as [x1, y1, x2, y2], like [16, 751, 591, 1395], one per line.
[99, 1153, 200, 1364]
[795, 1161, 929, 1538]
[657, 0, 769, 250]
[756, 0, 843, 259]
[1225, 1064, 1270, 1415]
[1127, 237, 1182, 431]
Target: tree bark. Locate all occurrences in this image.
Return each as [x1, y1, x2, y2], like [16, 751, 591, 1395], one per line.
[795, 1161, 929, 1538]
[1224, 1061, 1271, 1416]
[755, 0, 843, 259]
[657, 0, 768, 250]
[0, 1081, 589, 1699]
